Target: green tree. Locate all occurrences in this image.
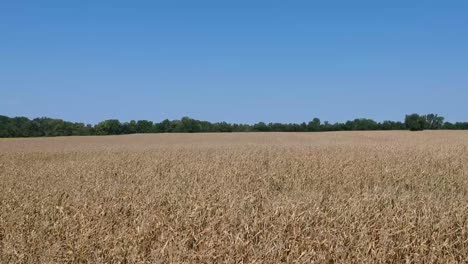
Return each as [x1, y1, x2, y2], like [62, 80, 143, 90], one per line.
[183, 117, 202, 132]
[0, 115, 13, 137]
[95, 120, 122, 135]
[426, 114, 444, 129]
[156, 119, 172, 133]
[1, 113, 467, 138]
[307, 118, 321, 131]
[405, 114, 427, 131]
[136, 120, 154, 133]
[122, 120, 138, 134]
[212, 122, 233, 132]
[253, 122, 269, 132]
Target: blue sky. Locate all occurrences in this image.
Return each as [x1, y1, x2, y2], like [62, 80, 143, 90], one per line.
[1, 1, 467, 124]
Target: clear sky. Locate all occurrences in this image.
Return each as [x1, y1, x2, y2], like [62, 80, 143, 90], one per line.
[1, 1, 467, 124]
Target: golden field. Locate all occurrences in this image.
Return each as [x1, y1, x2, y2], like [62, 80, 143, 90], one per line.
[1, 131, 468, 263]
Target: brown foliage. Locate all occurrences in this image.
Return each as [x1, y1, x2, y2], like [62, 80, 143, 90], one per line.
[1, 131, 468, 263]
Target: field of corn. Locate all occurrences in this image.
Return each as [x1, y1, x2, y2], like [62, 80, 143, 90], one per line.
[1, 131, 468, 263]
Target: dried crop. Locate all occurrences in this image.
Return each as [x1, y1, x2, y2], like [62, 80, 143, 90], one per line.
[1, 131, 468, 263]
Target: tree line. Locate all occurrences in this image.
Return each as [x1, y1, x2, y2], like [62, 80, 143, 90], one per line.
[0, 114, 467, 138]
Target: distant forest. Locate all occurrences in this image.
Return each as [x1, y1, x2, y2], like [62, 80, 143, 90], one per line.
[1, 114, 467, 138]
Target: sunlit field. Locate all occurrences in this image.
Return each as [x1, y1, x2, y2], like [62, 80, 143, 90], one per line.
[1, 131, 468, 263]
